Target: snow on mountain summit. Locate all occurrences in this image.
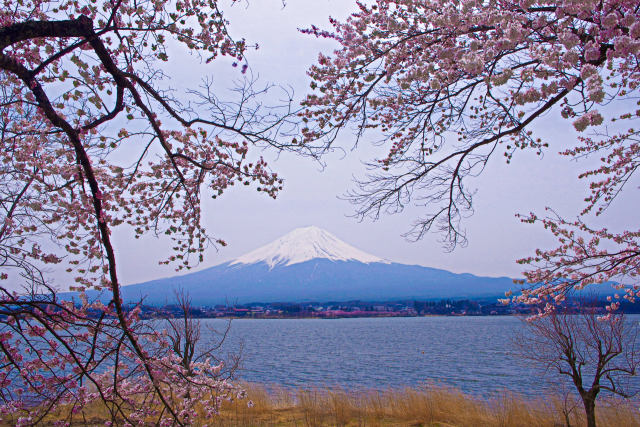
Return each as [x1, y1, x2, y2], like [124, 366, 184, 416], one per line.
[231, 226, 389, 268]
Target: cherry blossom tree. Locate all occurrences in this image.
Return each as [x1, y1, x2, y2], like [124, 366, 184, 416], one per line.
[0, 0, 296, 424]
[301, 0, 640, 309]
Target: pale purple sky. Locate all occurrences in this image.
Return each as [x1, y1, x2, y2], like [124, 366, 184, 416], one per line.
[72, 1, 640, 287]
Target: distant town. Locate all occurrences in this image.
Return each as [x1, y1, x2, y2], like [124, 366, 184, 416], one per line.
[139, 297, 639, 319]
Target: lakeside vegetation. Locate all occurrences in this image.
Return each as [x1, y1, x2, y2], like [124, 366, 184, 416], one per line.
[32, 383, 640, 426]
[141, 297, 640, 319]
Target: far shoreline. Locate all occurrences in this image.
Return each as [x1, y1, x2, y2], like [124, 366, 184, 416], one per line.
[142, 296, 640, 320]
[162, 313, 513, 320]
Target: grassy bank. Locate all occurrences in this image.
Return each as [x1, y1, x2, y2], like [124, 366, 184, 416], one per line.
[212, 383, 639, 427]
[27, 382, 640, 426]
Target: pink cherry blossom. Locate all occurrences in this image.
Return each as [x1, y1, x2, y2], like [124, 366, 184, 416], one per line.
[0, 0, 295, 423]
[301, 0, 640, 311]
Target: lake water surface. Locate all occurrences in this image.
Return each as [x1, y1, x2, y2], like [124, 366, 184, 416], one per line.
[197, 315, 640, 398]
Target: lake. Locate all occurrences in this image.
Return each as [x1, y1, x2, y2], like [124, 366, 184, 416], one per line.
[195, 315, 640, 397]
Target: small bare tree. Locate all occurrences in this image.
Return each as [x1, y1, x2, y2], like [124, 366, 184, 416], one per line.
[517, 304, 640, 427]
[164, 290, 242, 382]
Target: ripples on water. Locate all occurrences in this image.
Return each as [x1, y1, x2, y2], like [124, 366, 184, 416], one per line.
[197, 315, 640, 397]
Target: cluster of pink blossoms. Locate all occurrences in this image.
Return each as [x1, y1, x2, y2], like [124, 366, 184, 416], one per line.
[301, 0, 640, 312]
[0, 0, 293, 423]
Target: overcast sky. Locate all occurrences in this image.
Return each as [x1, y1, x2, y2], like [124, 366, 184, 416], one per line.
[92, 0, 639, 287]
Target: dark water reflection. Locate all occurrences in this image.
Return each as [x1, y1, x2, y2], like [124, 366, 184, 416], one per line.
[196, 315, 640, 397]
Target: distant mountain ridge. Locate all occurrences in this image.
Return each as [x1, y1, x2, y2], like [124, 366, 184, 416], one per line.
[113, 259, 518, 305]
[83, 226, 520, 306]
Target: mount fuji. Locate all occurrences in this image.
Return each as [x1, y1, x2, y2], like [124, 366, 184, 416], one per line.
[108, 226, 519, 305]
[231, 226, 389, 267]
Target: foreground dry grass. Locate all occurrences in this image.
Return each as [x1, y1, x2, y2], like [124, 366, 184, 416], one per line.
[21, 383, 640, 426]
[211, 383, 640, 427]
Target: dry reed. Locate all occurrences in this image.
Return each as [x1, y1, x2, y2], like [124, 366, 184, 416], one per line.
[14, 382, 640, 426]
[213, 383, 640, 427]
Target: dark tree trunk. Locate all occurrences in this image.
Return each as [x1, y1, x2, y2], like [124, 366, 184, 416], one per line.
[581, 395, 596, 427]
[562, 408, 572, 427]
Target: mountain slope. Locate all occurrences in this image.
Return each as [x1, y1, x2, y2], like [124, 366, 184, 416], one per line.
[115, 259, 516, 305]
[89, 226, 518, 305]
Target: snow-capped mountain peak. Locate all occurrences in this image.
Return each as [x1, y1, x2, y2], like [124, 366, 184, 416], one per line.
[231, 226, 389, 268]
